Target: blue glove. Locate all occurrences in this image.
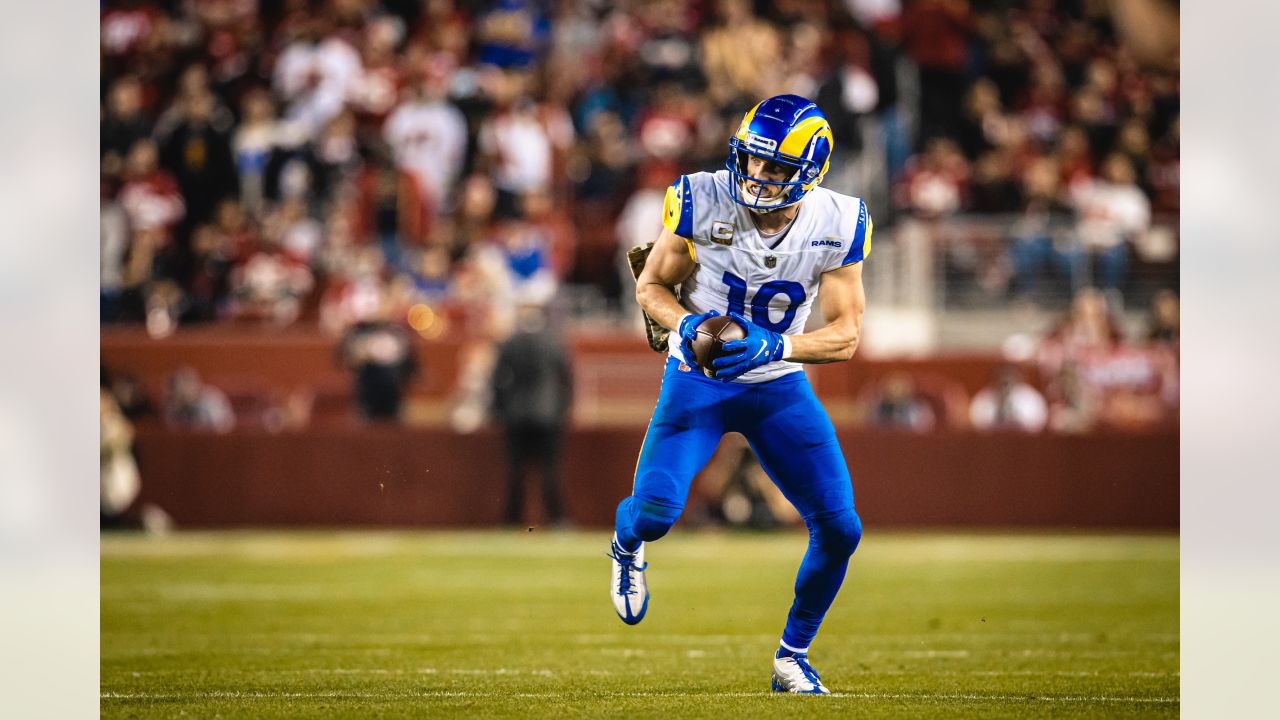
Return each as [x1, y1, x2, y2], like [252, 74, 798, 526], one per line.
[677, 309, 720, 370]
[712, 312, 786, 381]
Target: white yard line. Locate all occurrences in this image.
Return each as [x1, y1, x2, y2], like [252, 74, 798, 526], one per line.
[113, 667, 1172, 679]
[101, 689, 1179, 704]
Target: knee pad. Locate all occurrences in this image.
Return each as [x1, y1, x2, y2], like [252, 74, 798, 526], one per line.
[808, 507, 862, 558]
[617, 494, 683, 542]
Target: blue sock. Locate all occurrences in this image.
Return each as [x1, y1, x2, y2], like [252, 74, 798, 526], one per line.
[775, 645, 807, 659]
[611, 533, 639, 555]
[779, 508, 862, 651]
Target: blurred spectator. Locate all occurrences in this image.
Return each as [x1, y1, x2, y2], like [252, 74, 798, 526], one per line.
[520, 188, 577, 277]
[701, 0, 781, 109]
[1038, 288, 1176, 432]
[101, 76, 152, 178]
[101, 385, 141, 528]
[632, 0, 704, 90]
[115, 228, 162, 324]
[1114, 117, 1152, 188]
[1083, 342, 1177, 432]
[96, 0, 1177, 330]
[450, 340, 497, 434]
[163, 367, 236, 433]
[615, 168, 668, 325]
[410, 245, 454, 304]
[114, 137, 188, 325]
[106, 370, 155, 422]
[969, 365, 1048, 433]
[634, 83, 700, 164]
[350, 16, 405, 130]
[491, 304, 573, 526]
[895, 137, 969, 218]
[273, 17, 362, 143]
[1070, 153, 1151, 293]
[954, 79, 1010, 160]
[153, 63, 235, 141]
[229, 234, 315, 326]
[1046, 359, 1098, 434]
[232, 89, 282, 219]
[1145, 289, 1179, 345]
[118, 139, 185, 240]
[968, 149, 1021, 214]
[320, 246, 387, 335]
[1147, 115, 1179, 213]
[182, 224, 235, 323]
[475, 0, 551, 70]
[309, 109, 364, 211]
[263, 197, 324, 267]
[1055, 125, 1095, 188]
[714, 445, 790, 529]
[1038, 287, 1124, 379]
[102, 188, 131, 322]
[477, 70, 574, 218]
[158, 91, 239, 231]
[383, 75, 467, 220]
[866, 372, 936, 432]
[211, 199, 258, 262]
[101, 0, 162, 66]
[569, 111, 633, 202]
[814, 25, 876, 195]
[901, 0, 975, 144]
[782, 22, 827, 103]
[1007, 156, 1079, 302]
[353, 148, 430, 270]
[1019, 62, 1067, 147]
[494, 220, 557, 308]
[338, 298, 419, 421]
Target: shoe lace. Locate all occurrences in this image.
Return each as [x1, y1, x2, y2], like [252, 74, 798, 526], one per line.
[783, 655, 823, 690]
[606, 546, 648, 597]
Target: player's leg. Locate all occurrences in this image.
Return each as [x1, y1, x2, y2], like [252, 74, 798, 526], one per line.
[611, 359, 727, 624]
[616, 360, 727, 550]
[735, 373, 861, 692]
[535, 423, 567, 525]
[501, 423, 528, 525]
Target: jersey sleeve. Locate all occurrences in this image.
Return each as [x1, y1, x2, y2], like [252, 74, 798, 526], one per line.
[661, 175, 695, 240]
[661, 175, 699, 262]
[836, 198, 873, 268]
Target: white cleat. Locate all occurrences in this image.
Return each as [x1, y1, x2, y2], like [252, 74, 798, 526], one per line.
[607, 536, 648, 625]
[771, 654, 831, 694]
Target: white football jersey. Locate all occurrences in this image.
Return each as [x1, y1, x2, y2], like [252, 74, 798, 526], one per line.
[662, 170, 872, 383]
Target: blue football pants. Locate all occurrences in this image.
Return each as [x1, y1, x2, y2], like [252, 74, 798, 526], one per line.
[615, 358, 862, 652]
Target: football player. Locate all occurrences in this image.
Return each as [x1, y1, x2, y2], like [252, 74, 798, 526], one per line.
[609, 94, 871, 694]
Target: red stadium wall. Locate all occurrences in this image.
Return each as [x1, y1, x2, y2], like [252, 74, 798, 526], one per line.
[130, 426, 1177, 529]
[101, 326, 1036, 424]
[107, 327, 1176, 529]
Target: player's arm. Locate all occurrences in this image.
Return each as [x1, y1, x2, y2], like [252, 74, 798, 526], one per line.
[711, 262, 865, 380]
[634, 226, 698, 332]
[786, 261, 866, 364]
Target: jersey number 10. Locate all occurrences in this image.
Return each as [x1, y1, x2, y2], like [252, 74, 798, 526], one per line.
[722, 271, 806, 333]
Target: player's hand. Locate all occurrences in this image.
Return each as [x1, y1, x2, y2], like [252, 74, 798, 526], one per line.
[677, 310, 720, 370]
[712, 312, 786, 381]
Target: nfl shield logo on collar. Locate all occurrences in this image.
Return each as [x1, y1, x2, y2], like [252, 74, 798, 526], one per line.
[765, 255, 777, 269]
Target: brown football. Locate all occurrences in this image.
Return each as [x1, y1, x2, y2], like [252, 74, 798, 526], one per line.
[690, 315, 746, 377]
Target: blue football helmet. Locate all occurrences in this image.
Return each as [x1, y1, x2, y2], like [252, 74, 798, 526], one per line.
[725, 94, 834, 211]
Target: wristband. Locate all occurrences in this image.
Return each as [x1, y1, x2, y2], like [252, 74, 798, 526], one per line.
[781, 335, 793, 360]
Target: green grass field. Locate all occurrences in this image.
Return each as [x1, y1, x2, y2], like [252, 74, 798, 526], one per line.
[101, 530, 1178, 718]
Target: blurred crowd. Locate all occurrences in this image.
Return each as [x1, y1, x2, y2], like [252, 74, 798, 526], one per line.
[858, 286, 1178, 433]
[101, 0, 1179, 339]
